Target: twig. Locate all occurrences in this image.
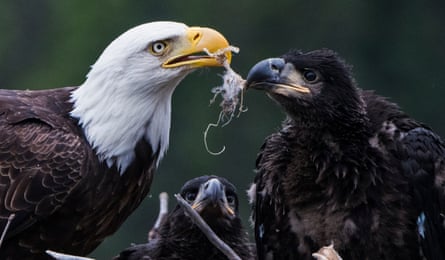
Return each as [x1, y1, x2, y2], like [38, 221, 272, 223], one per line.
[174, 194, 241, 260]
[0, 213, 15, 249]
[148, 192, 169, 241]
[46, 250, 95, 260]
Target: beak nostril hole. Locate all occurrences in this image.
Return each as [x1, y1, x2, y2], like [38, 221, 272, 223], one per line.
[271, 64, 280, 72]
[193, 33, 201, 41]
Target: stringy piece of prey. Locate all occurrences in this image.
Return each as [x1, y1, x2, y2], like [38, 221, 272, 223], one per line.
[204, 46, 247, 155]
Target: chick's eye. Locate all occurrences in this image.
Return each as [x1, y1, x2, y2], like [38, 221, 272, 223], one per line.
[226, 195, 236, 205]
[150, 41, 167, 55]
[185, 192, 196, 202]
[303, 69, 318, 83]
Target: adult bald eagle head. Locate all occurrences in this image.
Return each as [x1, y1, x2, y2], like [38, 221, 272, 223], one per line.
[114, 175, 255, 260]
[245, 49, 445, 259]
[0, 21, 232, 259]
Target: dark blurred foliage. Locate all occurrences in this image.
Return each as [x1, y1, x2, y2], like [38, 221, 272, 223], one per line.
[1, 0, 445, 258]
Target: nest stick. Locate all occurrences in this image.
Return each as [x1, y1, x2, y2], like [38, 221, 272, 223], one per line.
[0, 213, 15, 249]
[46, 250, 94, 260]
[148, 192, 169, 241]
[174, 194, 241, 260]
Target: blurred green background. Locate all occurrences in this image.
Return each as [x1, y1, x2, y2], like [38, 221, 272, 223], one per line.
[1, 0, 445, 258]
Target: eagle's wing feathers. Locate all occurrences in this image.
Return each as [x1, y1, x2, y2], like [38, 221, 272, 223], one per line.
[0, 117, 86, 238]
[399, 127, 445, 258]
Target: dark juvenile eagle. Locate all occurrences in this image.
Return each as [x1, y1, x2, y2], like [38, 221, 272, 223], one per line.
[0, 21, 232, 259]
[114, 175, 255, 260]
[245, 49, 445, 259]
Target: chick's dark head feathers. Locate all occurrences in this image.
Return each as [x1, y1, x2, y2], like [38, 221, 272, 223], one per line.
[179, 175, 239, 227]
[246, 49, 364, 127]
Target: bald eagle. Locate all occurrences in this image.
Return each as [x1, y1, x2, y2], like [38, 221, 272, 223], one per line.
[114, 175, 255, 260]
[0, 21, 231, 259]
[245, 49, 445, 259]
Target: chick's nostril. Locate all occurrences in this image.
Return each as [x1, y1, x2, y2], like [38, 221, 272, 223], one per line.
[269, 59, 285, 73]
[271, 63, 279, 71]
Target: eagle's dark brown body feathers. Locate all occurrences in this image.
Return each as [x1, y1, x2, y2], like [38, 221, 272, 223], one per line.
[253, 96, 420, 259]
[0, 87, 156, 258]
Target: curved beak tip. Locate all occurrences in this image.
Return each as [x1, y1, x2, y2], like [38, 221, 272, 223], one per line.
[246, 58, 285, 86]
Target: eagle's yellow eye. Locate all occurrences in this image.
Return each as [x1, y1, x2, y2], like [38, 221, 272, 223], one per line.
[149, 41, 168, 55]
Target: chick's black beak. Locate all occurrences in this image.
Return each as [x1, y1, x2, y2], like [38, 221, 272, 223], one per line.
[245, 58, 286, 90]
[202, 178, 224, 206]
[246, 58, 311, 95]
[191, 178, 235, 217]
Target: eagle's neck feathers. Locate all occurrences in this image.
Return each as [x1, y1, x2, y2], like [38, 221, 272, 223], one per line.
[70, 69, 186, 174]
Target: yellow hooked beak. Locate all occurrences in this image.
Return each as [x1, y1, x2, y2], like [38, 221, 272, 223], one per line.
[162, 26, 232, 68]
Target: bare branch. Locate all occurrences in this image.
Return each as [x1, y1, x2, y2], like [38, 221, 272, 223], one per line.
[0, 213, 15, 249]
[46, 250, 95, 260]
[148, 192, 169, 241]
[174, 194, 242, 260]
